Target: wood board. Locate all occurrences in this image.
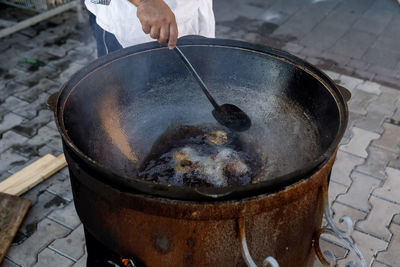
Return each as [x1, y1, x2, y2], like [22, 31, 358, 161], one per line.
[0, 192, 31, 263]
[0, 153, 67, 264]
[0, 154, 67, 196]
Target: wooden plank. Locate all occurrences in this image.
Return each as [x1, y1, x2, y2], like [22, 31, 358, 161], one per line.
[0, 0, 79, 39]
[0, 154, 67, 196]
[0, 192, 31, 263]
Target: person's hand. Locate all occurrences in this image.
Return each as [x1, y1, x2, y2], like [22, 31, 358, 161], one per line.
[129, 0, 178, 49]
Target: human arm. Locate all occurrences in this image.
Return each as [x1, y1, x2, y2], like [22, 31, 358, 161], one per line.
[129, 0, 178, 49]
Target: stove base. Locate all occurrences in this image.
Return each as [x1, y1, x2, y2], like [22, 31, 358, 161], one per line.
[84, 227, 144, 267]
[85, 227, 119, 267]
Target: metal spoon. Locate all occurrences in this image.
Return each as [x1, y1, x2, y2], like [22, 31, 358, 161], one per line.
[174, 46, 251, 132]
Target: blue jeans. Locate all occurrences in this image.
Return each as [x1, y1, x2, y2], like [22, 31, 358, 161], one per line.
[88, 11, 123, 57]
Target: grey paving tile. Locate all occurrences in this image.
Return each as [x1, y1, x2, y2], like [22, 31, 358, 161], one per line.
[318, 51, 351, 69]
[393, 214, 400, 225]
[332, 201, 367, 231]
[330, 29, 377, 59]
[392, 108, 400, 123]
[0, 258, 20, 267]
[13, 78, 57, 103]
[362, 0, 396, 18]
[46, 173, 73, 202]
[355, 81, 382, 95]
[46, 120, 58, 131]
[0, 130, 28, 154]
[371, 35, 400, 56]
[64, 50, 93, 69]
[261, 9, 290, 25]
[336, 171, 381, 212]
[372, 123, 400, 153]
[48, 201, 81, 230]
[372, 75, 400, 92]
[24, 125, 63, 152]
[353, 110, 387, 134]
[352, 16, 392, 35]
[368, 85, 400, 116]
[312, 238, 347, 267]
[32, 248, 74, 267]
[389, 155, 400, 170]
[373, 167, 400, 204]
[72, 249, 87, 267]
[356, 146, 397, 180]
[321, 69, 340, 80]
[380, 16, 400, 40]
[13, 66, 61, 89]
[7, 156, 40, 175]
[298, 47, 322, 60]
[11, 142, 47, 159]
[58, 63, 85, 85]
[352, 69, 375, 82]
[319, 7, 360, 32]
[336, 74, 364, 92]
[268, 0, 308, 16]
[50, 225, 85, 261]
[12, 109, 54, 138]
[3, 96, 37, 119]
[46, 39, 82, 58]
[341, 114, 364, 144]
[357, 196, 400, 242]
[340, 127, 380, 158]
[331, 150, 364, 186]
[19, 190, 68, 237]
[355, 84, 399, 133]
[0, 171, 11, 183]
[346, 58, 371, 71]
[299, 22, 347, 51]
[347, 89, 379, 116]
[0, 148, 28, 174]
[328, 181, 348, 207]
[38, 144, 64, 157]
[6, 218, 70, 267]
[376, 222, 400, 266]
[362, 47, 400, 70]
[371, 260, 389, 267]
[0, 113, 24, 135]
[0, 80, 29, 102]
[334, 0, 375, 14]
[272, 24, 305, 41]
[336, 229, 387, 267]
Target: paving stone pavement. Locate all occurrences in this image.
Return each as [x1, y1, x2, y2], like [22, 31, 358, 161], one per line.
[1, 1, 400, 266]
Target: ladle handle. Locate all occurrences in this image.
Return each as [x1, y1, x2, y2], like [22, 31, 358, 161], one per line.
[174, 46, 220, 109]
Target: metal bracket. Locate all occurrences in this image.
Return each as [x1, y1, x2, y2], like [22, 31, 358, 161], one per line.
[238, 217, 280, 267]
[314, 197, 366, 267]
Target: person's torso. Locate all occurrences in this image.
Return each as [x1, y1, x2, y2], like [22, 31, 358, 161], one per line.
[85, 0, 215, 47]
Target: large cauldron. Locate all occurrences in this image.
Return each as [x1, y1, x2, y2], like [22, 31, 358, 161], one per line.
[51, 37, 350, 266]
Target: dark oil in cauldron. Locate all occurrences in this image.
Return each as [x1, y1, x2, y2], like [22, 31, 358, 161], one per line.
[138, 125, 262, 187]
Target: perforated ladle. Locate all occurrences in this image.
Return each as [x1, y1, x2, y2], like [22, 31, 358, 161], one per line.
[174, 46, 251, 132]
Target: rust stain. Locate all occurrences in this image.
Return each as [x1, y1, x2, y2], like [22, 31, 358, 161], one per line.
[68, 149, 337, 267]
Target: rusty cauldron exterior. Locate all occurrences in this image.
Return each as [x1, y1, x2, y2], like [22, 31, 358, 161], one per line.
[49, 38, 353, 266]
[65, 144, 336, 267]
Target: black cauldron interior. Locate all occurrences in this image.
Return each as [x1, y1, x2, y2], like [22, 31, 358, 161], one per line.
[57, 39, 347, 200]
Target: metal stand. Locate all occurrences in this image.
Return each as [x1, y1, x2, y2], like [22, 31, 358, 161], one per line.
[314, 187, 366, 267]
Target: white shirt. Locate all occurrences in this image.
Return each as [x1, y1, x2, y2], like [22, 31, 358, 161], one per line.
[85, 0, 215, 48]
